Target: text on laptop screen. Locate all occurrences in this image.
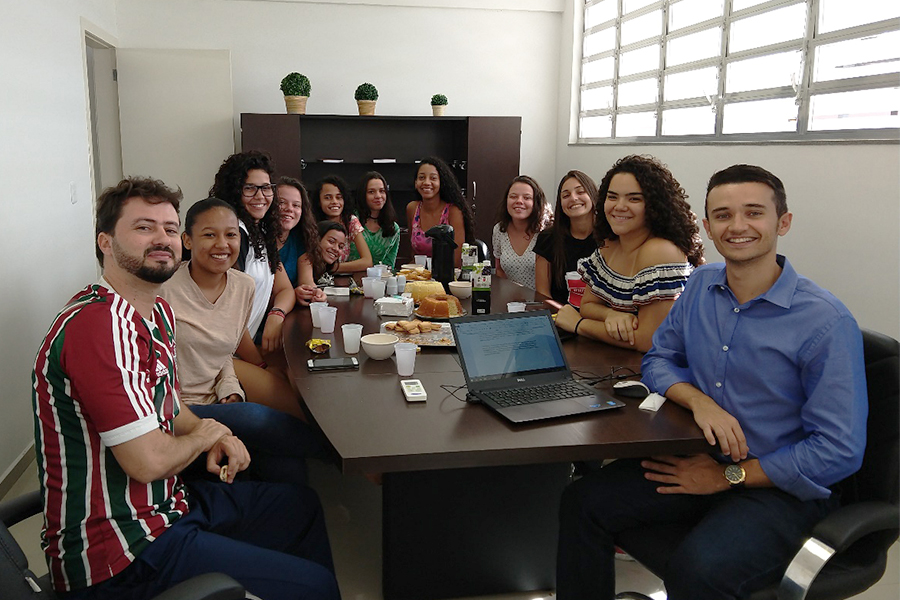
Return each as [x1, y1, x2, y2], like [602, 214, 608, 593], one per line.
[454, 314, 567, 382]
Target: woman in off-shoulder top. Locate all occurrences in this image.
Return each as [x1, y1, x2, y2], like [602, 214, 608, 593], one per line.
[556, 155, 704, 352]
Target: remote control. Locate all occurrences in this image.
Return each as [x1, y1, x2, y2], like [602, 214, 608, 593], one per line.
[400, 379, 427, 402]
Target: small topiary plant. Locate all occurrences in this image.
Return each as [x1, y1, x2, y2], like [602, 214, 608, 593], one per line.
[280, 72, 311, 97]
[355, 83, 379, 101]
[431, 94, 448, 106]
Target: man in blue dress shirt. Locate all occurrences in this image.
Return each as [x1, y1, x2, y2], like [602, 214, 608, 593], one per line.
[556, 164, 868, 600]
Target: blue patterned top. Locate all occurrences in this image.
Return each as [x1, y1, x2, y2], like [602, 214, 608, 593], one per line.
[578, 250, 693, 313]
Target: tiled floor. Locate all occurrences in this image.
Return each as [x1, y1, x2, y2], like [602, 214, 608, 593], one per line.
[5, 458, 898, 599]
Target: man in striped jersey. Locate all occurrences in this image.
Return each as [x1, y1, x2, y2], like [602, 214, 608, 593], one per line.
[32, 177, 339, 599]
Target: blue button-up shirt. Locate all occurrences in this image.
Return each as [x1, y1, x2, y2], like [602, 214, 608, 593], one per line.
[642, 256, 867, 501]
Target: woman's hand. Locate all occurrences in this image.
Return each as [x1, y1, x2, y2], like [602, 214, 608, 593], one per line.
[604, 311, 639, 346]
[261, 314, 284, 353]
[294, 284, 320, 306]
[219, 394, 243, 404]
[555, 304, 581, 333]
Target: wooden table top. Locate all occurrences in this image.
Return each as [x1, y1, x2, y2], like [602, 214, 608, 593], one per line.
[283, 276, 708, 474]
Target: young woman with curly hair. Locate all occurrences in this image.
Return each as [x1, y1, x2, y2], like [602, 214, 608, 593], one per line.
[355, 171, 400, 268]
[556, 155, 704, 352]
[534, 170, 600, 305]
[209, 150, 295, 357]
[275, 176, 326, 306]
[406, 156, 475, 268]
[492, 175, 549, 290]
[312, 175, 373, 273]
[298, 221, 347, 286]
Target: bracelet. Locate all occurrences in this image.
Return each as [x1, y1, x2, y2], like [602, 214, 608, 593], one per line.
[267, 308, 286, 320]
[574, 317, 585, 336]
[257, 361, 268, 369]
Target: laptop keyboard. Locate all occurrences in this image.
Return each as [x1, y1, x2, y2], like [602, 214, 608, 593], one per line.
[483, 380, 592, 408]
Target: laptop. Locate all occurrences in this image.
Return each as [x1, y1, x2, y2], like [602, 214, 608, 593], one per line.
[450, 310, 625, 423]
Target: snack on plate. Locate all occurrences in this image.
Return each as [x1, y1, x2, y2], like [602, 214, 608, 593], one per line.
[398, 266, 432, 281]
[385, 319, 443, 334]
[404, 280, 445, 303]
[306, 338, 332, 354]
[418, 294, 464, 319]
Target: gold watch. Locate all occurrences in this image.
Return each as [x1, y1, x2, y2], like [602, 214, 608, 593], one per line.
[724, 463, 746, 488]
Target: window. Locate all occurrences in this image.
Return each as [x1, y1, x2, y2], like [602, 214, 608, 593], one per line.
[577, 0, 900, 141]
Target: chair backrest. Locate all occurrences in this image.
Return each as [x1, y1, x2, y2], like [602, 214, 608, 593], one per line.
[0, 494, 55, 600]
[837, 329, 900, 507]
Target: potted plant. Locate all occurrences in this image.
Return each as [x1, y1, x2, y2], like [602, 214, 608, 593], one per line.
[431, 94, 448, 117]
[354, 82, 379, 115]
[280, 72, 311, 114]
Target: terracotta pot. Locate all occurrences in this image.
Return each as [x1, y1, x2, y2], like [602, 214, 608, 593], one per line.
[357, 100, 376, 115]
[284, 95, 308, 115]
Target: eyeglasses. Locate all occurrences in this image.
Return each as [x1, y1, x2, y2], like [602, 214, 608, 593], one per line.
[242, 184, 276, 198]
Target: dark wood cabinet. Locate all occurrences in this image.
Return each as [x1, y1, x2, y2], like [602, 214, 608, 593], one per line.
[240, 113, 521, 259]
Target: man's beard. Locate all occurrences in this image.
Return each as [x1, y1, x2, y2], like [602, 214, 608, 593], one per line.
[111, 238, 180, 283]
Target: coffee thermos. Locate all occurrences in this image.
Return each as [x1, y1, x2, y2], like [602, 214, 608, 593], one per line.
[425, 224, 458, 293]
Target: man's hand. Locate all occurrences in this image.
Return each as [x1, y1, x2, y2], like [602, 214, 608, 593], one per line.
[691, 397, 748, 462]
[642, 454, 730, 495]
[190, 418, 233, 450]
[604, 311, 638, 346]
[205, 435, 251, 484]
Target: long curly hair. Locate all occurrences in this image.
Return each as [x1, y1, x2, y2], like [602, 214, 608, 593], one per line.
[357, 171, 398, 237]
[277, 176, 322, 278]
[548, 170, 599, 289]
[595, 155, 703, 267]
[312, 175, 355, 234]
[494, 175, 547, 237]
[415, 157, 475, 244]
[209, 150, 281, 274]
[314, 220, 347, 281]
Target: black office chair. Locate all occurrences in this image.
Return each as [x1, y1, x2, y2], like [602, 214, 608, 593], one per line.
[615, 328, 899, 600]
[473, 238, 489, 262]
[0, 490, 246, 600]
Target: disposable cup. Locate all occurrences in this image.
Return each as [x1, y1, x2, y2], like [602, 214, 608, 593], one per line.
[319, 306, 338, 334]
[310, 302, 328, 328]
[386, 277, 399, 296]
[426, 257, 432, 271]
[396, 275, 406, 290]
[395, 343, 417, 377]
[362, 277, 379, 298]
[371, 278, 386, 298]
[341, 324, 363, 354]
[507, 302, 526, 313]
[414, 255, 427, 267]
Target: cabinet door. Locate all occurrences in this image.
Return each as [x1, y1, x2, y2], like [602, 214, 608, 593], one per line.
[465, 117, 522, 252]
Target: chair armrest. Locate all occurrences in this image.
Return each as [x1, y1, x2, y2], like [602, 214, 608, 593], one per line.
[810, 501, 899, 553]
[0, 490, 42, 527]
[152, 572, 245, 600]
[777, 501, 899, 600]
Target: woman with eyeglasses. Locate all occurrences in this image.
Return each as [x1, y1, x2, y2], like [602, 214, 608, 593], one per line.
[210, 150, 295, 361]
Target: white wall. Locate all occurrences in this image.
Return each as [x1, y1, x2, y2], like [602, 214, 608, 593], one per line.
[0, 0, 119, 480]
[555, 2, 900, 339]
[115, 0, 564, 195]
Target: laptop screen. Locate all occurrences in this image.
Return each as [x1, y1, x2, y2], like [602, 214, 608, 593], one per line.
[453, 312, 567, 383]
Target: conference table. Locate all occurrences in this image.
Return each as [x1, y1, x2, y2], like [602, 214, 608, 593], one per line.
[283, 276, 707, 600]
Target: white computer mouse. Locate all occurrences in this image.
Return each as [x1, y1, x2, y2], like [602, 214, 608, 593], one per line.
[612, 380, 650, 399]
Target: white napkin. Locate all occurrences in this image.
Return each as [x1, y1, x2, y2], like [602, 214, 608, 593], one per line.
[324, 287, 349, 296]
[639, 392, 667, 412]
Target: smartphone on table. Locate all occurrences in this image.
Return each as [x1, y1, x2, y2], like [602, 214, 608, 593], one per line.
[307, 357, 359, 372]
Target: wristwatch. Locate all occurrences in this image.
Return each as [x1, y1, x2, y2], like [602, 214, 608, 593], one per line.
[724, 463, 746, 489]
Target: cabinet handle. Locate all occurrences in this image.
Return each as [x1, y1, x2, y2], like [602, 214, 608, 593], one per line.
[472, 181, 476, 200]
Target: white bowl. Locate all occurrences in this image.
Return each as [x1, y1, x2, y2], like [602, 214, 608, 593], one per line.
[360, 333, 399, 360]
[448, 281, 472, 300]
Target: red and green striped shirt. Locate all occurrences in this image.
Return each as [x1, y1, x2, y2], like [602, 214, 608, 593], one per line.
[32, 282, 188, 592]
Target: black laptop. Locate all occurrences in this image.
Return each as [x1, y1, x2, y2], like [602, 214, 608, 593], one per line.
[450, 310, 624, 423]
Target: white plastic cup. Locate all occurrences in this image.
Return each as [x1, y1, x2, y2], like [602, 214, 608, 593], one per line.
[414, 255, 427, 267]
[341, 323, 364, 354]
[386, 277, 399, 296]
[362, 277, 378, 298]
[310, 301, 328, 328]
[395, 342, 417, 377]
[367, 267, 381, 278]
[371, 278, 386, 298]
[507, 302, 526, 313]
[396, 275, 406, 291]
[426, 257, 432, 271]
[319, 306, 338, 334]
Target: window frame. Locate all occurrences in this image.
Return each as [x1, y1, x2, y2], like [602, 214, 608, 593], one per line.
[576, 0, 900, 144]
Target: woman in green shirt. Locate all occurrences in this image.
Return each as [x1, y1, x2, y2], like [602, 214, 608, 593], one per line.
[352, 171, 401, 269]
